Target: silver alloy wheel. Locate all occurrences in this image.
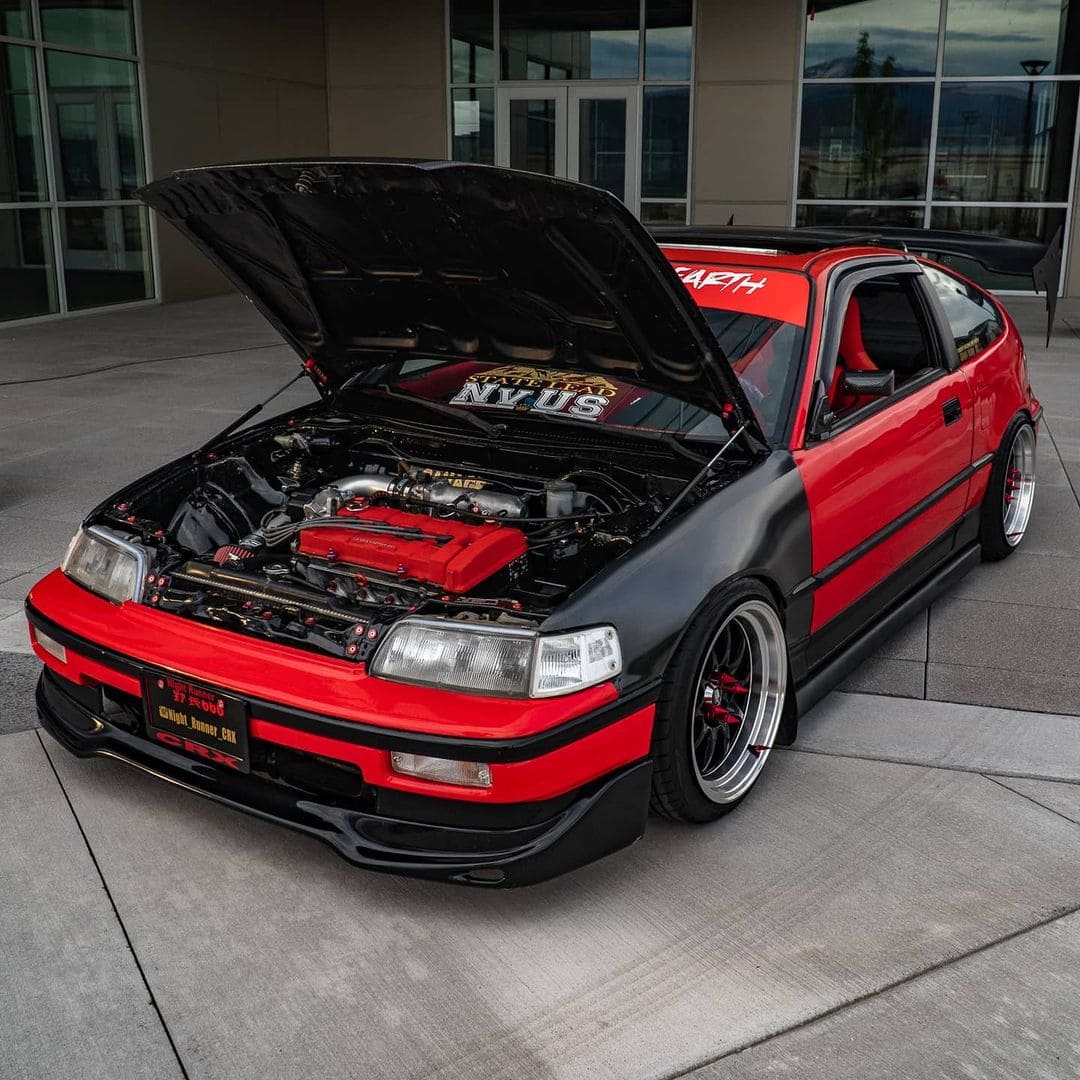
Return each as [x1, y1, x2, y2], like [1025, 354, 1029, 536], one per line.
[690, 598, 787, 804]
[1003, 424, 1037, 547]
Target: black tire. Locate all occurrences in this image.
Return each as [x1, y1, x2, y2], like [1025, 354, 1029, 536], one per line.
[650, 579, 788, 824]
[980, 414, 1037, 561]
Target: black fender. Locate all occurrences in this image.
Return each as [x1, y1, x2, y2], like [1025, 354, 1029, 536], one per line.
[541, 450, 813, 717]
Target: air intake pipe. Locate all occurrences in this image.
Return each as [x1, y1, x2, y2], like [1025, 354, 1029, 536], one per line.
[304, 472, 528, 519]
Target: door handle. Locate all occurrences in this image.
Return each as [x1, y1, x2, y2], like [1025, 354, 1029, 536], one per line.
[942, 397, 962, 426]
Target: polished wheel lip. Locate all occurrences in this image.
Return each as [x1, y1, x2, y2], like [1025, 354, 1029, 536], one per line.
[690, 598, 787, 805]
[1003, 424, 1037, 548]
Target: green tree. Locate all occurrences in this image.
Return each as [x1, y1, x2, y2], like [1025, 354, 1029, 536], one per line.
[851, 31, 905, 197]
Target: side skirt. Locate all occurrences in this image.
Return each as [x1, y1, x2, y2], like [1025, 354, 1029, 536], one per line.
[792, 540, 982, 717]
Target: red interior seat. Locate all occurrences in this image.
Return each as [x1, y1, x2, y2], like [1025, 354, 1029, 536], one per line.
[829, 298, 877, 414]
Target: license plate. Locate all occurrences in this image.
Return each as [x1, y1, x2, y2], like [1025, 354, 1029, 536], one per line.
[144, 674, 250, 773]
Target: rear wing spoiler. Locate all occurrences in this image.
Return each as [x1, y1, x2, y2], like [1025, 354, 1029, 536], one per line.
[650, 224, 1065, 346]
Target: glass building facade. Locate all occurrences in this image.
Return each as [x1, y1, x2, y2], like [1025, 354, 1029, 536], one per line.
[449, 0, 693, 224]
[798, 0, 1080, 289]
[0, 0, 153, 323]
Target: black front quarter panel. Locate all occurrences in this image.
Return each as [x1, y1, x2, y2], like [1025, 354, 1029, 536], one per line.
[540, 450, 813, 688]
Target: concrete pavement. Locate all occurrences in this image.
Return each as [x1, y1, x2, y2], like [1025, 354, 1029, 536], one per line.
[1, 294, 1079, 1078]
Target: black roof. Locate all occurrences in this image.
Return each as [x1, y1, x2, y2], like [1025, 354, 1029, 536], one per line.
[648, 225, 1052, 277]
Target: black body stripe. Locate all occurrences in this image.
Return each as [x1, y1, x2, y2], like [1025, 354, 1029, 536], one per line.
[791, 452, 993, 597]
[24, 602, 659, 764]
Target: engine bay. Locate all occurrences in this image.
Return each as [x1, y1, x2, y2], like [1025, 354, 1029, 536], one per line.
[91, 412, 746, 661]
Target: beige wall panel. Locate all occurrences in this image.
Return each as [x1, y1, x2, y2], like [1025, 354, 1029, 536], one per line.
[692, 202, 792, 227]
[279, 83, 332, 157]
[695, 0, 802, 84]
[141, 0, 326, 83]
[324, 0, 446, 156]
[143, 62, 221, 174]
[324, 0, 445, 89]
[140, 0, 329, 301]
[692, 82, 797, 205]
[217, 74, 280, 163]
[329, 86, 446, 158]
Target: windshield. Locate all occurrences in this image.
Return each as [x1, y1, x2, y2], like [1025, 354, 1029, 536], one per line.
[342, 262, 809, 445]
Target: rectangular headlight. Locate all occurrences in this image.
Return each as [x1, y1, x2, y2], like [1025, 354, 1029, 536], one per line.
[370, 618, 621, 698]
[372, 619, 535, 696]
[61, 526, 146, 605]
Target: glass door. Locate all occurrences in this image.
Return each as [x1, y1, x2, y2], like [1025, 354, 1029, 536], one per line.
[568, 86, 639, 210]
[496, 85, 639, 212]
[496, 87, 567, 177]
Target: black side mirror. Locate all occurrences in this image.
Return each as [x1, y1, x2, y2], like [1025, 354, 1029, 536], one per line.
[841, 369, 895, 398]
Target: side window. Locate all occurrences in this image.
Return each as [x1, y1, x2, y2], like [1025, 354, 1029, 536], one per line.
[828, 273, 936, 421]
[922, 264, 1004, 362]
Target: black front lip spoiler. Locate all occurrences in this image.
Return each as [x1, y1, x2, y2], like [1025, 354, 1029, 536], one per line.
[36, 668, 652, 887]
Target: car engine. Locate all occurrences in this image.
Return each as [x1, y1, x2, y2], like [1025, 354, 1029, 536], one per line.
[92, 415, 742, 662]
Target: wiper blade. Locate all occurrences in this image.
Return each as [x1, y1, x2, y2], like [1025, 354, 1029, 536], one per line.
[346, 384, 502, 438]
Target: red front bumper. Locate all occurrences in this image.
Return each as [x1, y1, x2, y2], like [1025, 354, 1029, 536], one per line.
[26, 570, 655, 806]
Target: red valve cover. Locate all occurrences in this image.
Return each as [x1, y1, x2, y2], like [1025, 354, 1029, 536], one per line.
[296, 505, 527, 594]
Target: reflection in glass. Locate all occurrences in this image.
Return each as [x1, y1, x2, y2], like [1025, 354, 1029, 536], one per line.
[501, 0, 639, 80]
[944, 0, 1080, 77]
[933, 82, 1078, 203]
[1, 44, 48, 202]
[930, 206, 1067, 290]
[451, 0, 494, 83]
[0, 0, 31, 39]
[40, 0, 135, 54]
[508, 98, 557, 175]
[640, 200, 686, 224]
[451, 88, 494, 164]
[642, 85, 689, 198]
[61, 203, 152, 310]
[45, 49, 143, 199]
[796, 203, 925, 228]
[0, 209, 58, 320]
[799, 82, 933, 200]
[578, 98, 626, 200]
[645, 0, 691, 80]
[804, 0, 940, 77]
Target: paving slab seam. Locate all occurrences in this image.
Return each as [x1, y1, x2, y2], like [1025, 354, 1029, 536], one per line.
[0, 341, 283, 388]
[981, 772, 1080, 830]
[922, 605, 930, 699]
[779, 745, 1080, 784]
[1040, 419, 1080, 511]
[658, 897, 1080, 1080]
[928, 593, 1080, 613]
[35, 730, 192, 1080]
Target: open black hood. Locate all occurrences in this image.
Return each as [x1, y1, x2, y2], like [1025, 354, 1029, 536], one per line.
[137, 160, 764, 443]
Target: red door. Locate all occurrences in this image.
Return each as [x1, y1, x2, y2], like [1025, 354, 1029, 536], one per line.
[793, 268, 975, 648]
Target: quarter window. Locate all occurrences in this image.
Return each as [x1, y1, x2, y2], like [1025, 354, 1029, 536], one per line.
[922, 264, 1004, 360]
